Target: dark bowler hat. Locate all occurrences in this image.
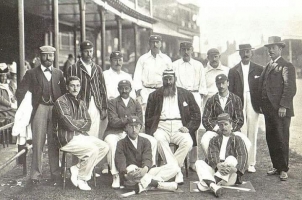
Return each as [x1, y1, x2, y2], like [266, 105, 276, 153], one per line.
[80, 40, 94, 50]
[264, 36, 286, 48]
[237, 44, 255, 51]
[118, 80, 131, 87]
[162, 69, 175, 77]
[39, 46, 56, 53]
[149, 35, 162, 42]
[215, 74, 228, 83]
[180, 42, 192, 49]
[0, 63, 8, 74]
[127, 116, 142, 126]
[207, 48, 220, 55]
[217, 113, 231, 122]
[110, 51, 123, 59]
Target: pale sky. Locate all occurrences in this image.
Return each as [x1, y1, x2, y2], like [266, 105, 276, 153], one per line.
[197, 0, 302, 53]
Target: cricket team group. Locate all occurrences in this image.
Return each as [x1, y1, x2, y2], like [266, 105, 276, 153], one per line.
[15, 34, 296, 197]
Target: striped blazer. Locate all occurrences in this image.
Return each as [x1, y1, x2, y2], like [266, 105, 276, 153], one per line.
[202, 92, 243, 132]
[208, 133, 248, 174]
[53, 93, 91, 147]
[67, 60, 108, 111]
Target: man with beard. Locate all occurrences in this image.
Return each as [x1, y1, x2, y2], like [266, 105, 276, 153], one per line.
[204, 48, 229, 106]
[103, 51, 136, 100]
[173, 42, 207, 171]
[16, 46, 66, 184]
[133, 35, 172, 111]
[145, 69, 201, 184]
[104, 80, 157, 189]
[228, 44, 263, 173]
[67, 40, 108, 139]
[195, 113, 248, 198]
[259, 36, 296, 181]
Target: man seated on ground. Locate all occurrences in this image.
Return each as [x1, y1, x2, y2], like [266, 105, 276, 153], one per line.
[115, 116, 178, 194]
[53, 76, 109, 191]
[201, 74, 245, 153]
[145, 69, 201, 184]
[104, 80, 157, 189]
[195, 113, 248, 198]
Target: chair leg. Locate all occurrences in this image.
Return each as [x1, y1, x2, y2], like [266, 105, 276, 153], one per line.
[62, 152, 66, 190]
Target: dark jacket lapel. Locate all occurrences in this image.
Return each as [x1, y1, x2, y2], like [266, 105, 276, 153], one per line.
[235, 64, 244, 86]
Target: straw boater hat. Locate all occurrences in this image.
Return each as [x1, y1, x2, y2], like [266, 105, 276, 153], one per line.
[236, 44, 255, 51]
[264, 36, 286, 48]
[0, 63, 9, 74]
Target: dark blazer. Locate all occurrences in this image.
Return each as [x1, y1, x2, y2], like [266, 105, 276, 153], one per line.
[16, 66, 66, 121]
[228, 62, 263, 112]
[259, 57, 296, 116]
[208, 133, 248, 174]
[115, 136, 152, 175]
[145, 87, 201, 136]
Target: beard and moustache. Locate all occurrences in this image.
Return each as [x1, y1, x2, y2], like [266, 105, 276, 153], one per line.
[163, 82, 176, 97]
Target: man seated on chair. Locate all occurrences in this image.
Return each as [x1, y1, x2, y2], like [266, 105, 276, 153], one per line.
[195, 113, 248, 197]
[145, 69, 201, 184]
[201, 74, 246, 155]
[116, 116, 178, 194]
[53, 76, 109, 191]
[104, 80, 157, 189]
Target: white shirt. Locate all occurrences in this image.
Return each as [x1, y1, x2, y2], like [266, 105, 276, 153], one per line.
[103, 68, 136, 100]
[80, 58, 92, 76]
[241, 62, 250, 92]
[40, 65, 52, 81]
[219, 135, 230, 160]
[121, 97, 130, 107]
[160, 91, 181, 120]
[204, 62, 229, 97]
[219, 92, 229, 110]
[128, 136, 138, 149]
[133, 51, 172, 90]
[173, 58, 207, 95]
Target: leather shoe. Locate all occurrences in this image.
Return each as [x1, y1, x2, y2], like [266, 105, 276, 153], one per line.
[280, 171, 288, 181]
[267, 168, 279, 175]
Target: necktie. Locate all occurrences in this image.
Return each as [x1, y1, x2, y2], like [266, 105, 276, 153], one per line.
[44, 68, 52, 73]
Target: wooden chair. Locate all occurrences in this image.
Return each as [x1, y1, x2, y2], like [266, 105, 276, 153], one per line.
[0, 118, 11, 148]
[157, 143, 188, 177]
[61, 151, 97, 189]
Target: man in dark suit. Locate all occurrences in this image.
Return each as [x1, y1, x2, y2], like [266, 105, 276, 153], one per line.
[228, 44, 263, 173]
[259, 36, 296, 181]
[16, 46, 66, 184]
[145, 69, 201, 184]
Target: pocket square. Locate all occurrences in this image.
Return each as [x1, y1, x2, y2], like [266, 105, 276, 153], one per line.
[254, 75, 260, 79]
[183, 101, 188, 106]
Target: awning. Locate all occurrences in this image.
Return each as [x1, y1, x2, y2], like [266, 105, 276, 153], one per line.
[152, 22, 191, 39]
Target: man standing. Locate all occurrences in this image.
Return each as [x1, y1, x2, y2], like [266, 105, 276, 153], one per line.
[104, 80, 157, 189]
[204, 48, 229, 105]
[67, 40, 108, 139]
[53, 76, 109, 191]
[133, 35, 172, 109]
[115, 116, 178, 195]
[62, 54, 74, 78]
[228, 44, 263, 173]
[16, 46, 66, 184]
[196, 113, 248, 198]
[145, 69, 201, 184]
[173, 41, 207, 171]
[259, 36, 296, 181]
[103, 51, 136, 100]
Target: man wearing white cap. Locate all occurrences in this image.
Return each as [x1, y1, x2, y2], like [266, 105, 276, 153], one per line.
[16, 45, 66, 184]
[133, 35, 172, 110]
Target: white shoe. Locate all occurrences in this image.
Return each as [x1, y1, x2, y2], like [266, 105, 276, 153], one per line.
[157, 182, 178, 191]
[196, 181, 210, 191]
[248, 165, 256, 173]
[70, 165, 79, 187]
[78, 180, 91, 191]
[175, 172, 184, 185]
[112, 174, 120, 189]
[210, 183, 223, 197]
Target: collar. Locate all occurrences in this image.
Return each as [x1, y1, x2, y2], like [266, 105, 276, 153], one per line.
[108, 67, 122, 75]
[128, 135, 138, 143]
[41, 65, 53, 72]
[80, 58, 92, 68]
[66, 93, 81, 102]
[272, 56, 281, 63]
[147, 50, 164, 58]
[241, 62, 250, 67]
[181, 59, 192, 65]
[218, 92, 229, 99]
[206, 62, 222, 71]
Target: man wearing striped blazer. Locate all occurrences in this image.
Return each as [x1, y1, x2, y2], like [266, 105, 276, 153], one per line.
[53, 76, 109, 191]
[67, 40, 108, 139]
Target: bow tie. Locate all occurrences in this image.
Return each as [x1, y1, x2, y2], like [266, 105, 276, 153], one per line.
[44, 68, 52, 73]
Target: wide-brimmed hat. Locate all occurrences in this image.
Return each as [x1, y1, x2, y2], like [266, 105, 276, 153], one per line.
[236, 44, 254, 51]
[264, 36, 285, 48]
